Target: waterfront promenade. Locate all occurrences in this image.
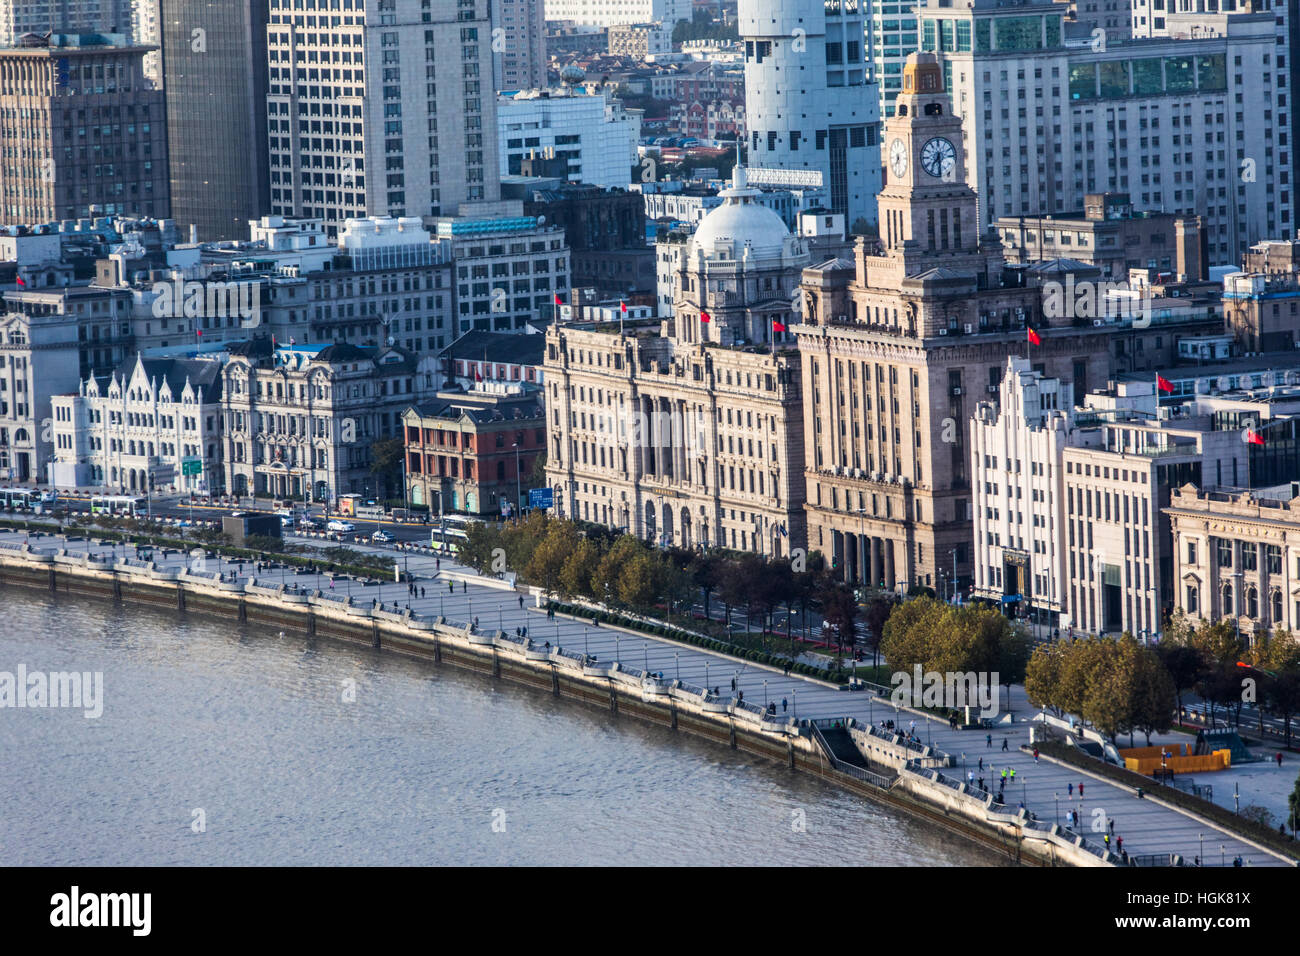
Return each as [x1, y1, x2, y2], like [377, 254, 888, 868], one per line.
[3, 526, 1294, 868]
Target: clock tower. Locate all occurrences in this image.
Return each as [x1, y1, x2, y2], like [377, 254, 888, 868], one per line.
[878, 53, 978, 259]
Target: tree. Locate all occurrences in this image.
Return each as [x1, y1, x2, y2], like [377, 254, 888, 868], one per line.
[1289, 770, 1300, 838]
[616, 551, 660, 612]
[820, 584, 858, 658]
[1128, 639, 1177, 745]
[524, 521, 580, 598]
[592, 535, 644, 607]
[1025, 641, 1069, 717]
[458, 521, 502, 574]
[559, 537, 601, 601]
[862, 596, 895, 669]
[369, 437, 405, 500]
[690, 553, 720, 621]
[1263, 669, 1300, 749]
[1154, 642, 1205, 719]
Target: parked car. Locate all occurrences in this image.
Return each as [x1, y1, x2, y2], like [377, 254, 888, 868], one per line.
[327, 519, 355, 533]
[371, 529, 395, 543]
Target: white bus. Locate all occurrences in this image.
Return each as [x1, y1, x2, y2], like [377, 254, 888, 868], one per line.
[0, 488, 37, 509]
[430, 525, 469, 553]
[91, 495, 149, 516]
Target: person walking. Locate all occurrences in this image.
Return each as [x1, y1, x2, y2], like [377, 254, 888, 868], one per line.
[420, 586, 425, 599]
[1116, 836, 1123, 852]
[462, 581, 467, 593]
[1078, 782, 1084, 799]
[978, 757, 984, 771]
[986, 733, 993, 748]
[1109, 818, 1115, 835]
[1278, 752, 1285, 768]
[435, 558, 441, 571]
[1033, 747, 1039, 763]
[518, 594, 524, 609]
[1009, 768, 1016, 785]
[1002, 737, 1009, 751]
[1068, 782, 1074, 797]
[782, 697, 788, 713]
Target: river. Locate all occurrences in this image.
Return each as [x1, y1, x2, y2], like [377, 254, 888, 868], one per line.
[0, 586, 996, 866]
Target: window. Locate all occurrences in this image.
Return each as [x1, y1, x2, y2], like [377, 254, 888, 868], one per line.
[1268, 544, 1282, 575]
[1241, 543, 1257, 572]
[1216, 538, 1232, 568]
[1186, 585, 1199, 615]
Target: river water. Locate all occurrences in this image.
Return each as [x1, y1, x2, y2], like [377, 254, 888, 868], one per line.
[0, 586, 995, 866]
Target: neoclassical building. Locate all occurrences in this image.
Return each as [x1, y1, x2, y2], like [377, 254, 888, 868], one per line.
[794, 53, 1111, 594]
[220, 341, 428, 503]
[544, 167, 809, 555]
[1166, 485, 1300, 644]
[49, 354, 224, 494]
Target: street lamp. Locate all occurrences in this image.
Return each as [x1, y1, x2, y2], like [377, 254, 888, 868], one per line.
[674, 651, 679, 681]
[1054, 792, 1059, 826]
[513, 442, 522, 519]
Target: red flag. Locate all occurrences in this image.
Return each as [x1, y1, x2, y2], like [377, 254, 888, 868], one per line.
[1026, 327, 1041, 346]
[554, 293, 561, 307]
[474, 365, 483, 382]
[196, 329, 203, 338]
[1246, 427, 1266, 446]
[620, 300, 627, 314]
[14, 275, 25, 287]
[1156, 373, 1173, 393]
[773, 319, 787, 332]
[700, 310, 711, 323]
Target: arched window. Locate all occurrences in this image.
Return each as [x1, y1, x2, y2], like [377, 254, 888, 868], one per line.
[1246, 586, 1259, 619]
[1223, 583, 1234, 615]
[1271, 589, 1283, 624]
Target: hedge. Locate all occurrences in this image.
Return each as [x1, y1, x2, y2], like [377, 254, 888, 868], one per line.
[544, 599, 849, 684]
[1034, 739, 1300, 861]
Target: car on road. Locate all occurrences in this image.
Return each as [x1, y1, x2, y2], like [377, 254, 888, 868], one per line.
[326, 519, 355, 533]
[371, 529, 395, 543]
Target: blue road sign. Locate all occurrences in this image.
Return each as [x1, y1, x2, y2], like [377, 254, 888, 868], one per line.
[529, 487, 554, 509]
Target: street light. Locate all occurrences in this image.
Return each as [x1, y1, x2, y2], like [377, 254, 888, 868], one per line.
[1054, 792, 1059, 826]
[674, 651, 679, 681]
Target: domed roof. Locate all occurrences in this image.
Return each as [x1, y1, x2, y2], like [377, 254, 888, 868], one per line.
[690, 166, 791, 261]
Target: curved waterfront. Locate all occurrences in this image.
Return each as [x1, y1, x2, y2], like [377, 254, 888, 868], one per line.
[0, 586, 996, 866]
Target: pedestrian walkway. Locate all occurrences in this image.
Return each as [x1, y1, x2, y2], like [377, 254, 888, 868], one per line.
[14, 527, 1294, 867]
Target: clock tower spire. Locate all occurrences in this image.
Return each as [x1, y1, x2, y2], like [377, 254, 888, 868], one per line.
[878, 53, 978, 258]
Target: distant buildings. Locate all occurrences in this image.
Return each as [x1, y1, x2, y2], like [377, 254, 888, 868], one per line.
[608, 21, 671, 58]
[492, 0, 546, 91]
[0, 33, 169, 225]
[543, 0, 689, 29]
[997, 193, 1205, 282]
[521, 183, 652, 298]
[432, 201, 570, 336]
[497, 87, 641, 188]
[1224, 236, 1300, 353]
[920, 0, 1291, 264]
[0, 0, 131, 43]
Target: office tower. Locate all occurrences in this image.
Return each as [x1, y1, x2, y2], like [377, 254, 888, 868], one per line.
[491, 0, 544, 91]
[0, 32, 169, 225]
[738, 0, 882, 231]
[266, 0, 500, 237]
[0, 0, 131, 43]
[795, 54, 1111, 594]
[869, 0, 919, 118]
[917, 0, 1289, 265]
[161, 0, 270, 241]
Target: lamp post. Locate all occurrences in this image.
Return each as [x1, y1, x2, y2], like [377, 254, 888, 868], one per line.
[792, 688, 797, 721]
[1054, 792, 1059, 826]
[615, 633, 621, 666]
[674, 651, 680, 681]
[513, 442, 522, 519]
[1199, 833, 1204, 865]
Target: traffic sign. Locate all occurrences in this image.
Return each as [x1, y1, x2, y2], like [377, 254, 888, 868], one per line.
[182, 457, 202, 477]
[528, 487, 554, 509]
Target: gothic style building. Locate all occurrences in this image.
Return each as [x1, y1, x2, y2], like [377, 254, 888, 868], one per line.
[795, 53, 1111, 595]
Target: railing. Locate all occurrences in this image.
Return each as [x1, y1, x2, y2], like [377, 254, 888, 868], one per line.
[809, 720, 894, 790]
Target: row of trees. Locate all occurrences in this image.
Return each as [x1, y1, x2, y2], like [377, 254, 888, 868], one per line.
[1025, 611, 1300, 745]
[457, 513, 890, 660]
[880, 595, 1031, 687]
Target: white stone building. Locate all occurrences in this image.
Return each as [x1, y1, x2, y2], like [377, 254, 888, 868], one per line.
[543, 0, 688, 29]
[49, 354, 223, 493]
[497, 87, 641, 189]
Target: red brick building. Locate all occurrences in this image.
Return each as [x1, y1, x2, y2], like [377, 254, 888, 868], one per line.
[402, 386, 545, 516]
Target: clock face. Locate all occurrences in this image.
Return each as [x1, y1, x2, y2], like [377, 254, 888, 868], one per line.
[889, 138, 908, 178]
[920, 137, 957, 179]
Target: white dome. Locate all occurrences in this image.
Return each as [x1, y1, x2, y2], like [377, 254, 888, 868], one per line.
[690, 166, 791, 260]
